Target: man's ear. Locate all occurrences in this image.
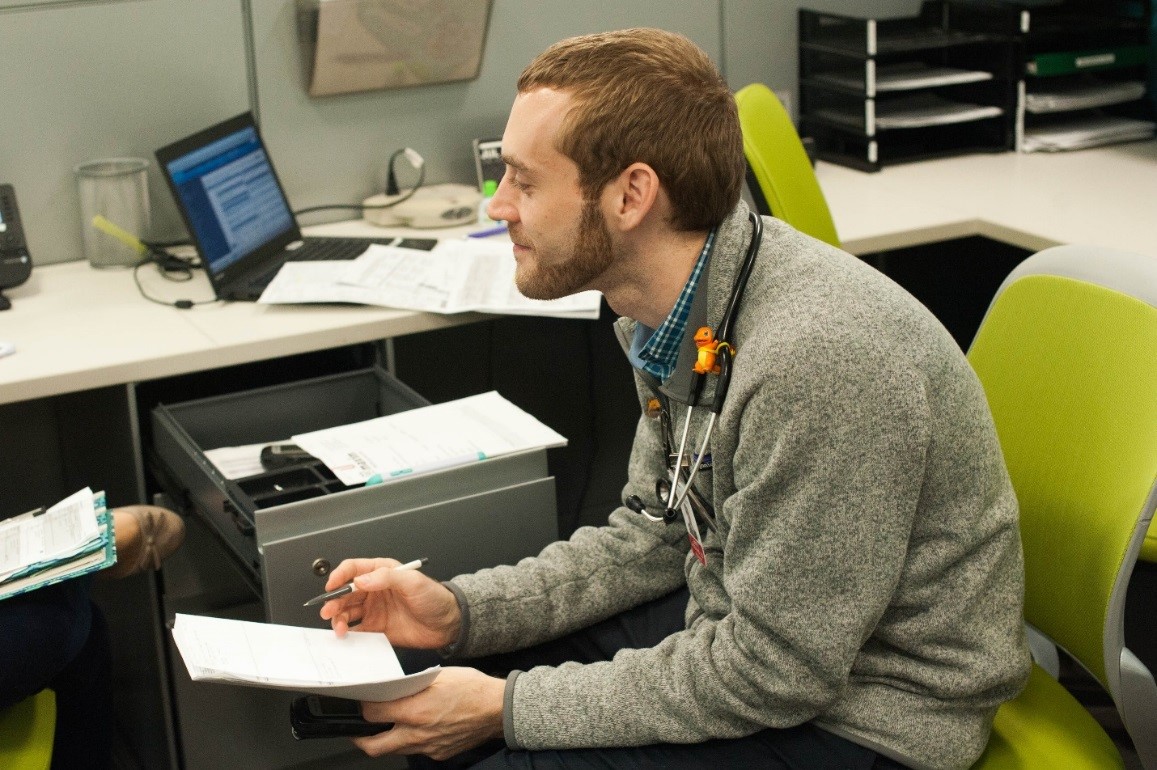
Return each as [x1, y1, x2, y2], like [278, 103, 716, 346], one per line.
[605, 162, 660, 232]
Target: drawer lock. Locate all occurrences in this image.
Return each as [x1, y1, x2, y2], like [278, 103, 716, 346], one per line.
[312, 558, 332, 577]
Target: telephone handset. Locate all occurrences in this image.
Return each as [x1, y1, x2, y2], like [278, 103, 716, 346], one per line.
[0, 184, 32, 311]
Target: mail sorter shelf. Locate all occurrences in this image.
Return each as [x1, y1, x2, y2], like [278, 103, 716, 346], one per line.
[150, 366, 559, 627]
[945, 0, 1154, 152]
[799, 4, 1019, 172]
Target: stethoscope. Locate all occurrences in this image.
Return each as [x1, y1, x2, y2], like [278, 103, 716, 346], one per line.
[624, 211, 763, 559]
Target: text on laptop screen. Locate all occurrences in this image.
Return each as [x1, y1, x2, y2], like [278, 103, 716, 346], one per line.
[164, 126, 295, 274]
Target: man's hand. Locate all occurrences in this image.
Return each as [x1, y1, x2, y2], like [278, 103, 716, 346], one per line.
[318, 557, 461, 649]
[353, 667, 506, 761]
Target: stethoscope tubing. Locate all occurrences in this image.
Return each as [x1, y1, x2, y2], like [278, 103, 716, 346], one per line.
[627, 211, 763, 534]
[659, 211, 763, 527]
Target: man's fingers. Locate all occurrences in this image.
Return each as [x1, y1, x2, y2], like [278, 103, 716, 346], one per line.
[325, 557, 399, 590]
[351, 722, 413, 758]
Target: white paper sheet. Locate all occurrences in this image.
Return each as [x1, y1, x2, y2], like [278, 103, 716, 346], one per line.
[258, 241, 601, 320]
[1023, 115, 1156, 152]
[172, 614, 440, 701]
[292, 390, 568, 486]
[815, 62, 993, 93]
[0, 487, 98, 580]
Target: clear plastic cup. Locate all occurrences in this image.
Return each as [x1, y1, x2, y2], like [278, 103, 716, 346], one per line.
[75, 158, 151, 268]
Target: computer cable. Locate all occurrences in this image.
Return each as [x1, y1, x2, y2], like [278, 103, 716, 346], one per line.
[292, 147, 426, 218]
[131, 248, 218, 310]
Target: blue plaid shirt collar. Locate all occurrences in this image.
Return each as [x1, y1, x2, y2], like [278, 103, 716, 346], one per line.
[630, 228, 717, 382]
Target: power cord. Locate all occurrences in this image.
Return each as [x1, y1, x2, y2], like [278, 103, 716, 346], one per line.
[291, 147, 426, 218]
[131, 248, 219, 310]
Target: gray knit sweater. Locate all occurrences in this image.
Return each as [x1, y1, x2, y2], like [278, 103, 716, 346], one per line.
[447, 201, 1031, 769]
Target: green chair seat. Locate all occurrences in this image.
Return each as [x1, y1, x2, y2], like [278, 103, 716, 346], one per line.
[977, 665, 1123, 769]
[0, 689, 56, 770]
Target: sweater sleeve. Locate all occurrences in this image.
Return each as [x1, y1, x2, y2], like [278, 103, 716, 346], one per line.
[500, 348, 933, 750]
[447, 408, 691, 659]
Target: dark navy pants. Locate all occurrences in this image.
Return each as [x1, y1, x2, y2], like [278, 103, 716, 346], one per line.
[0, 579, 113, 769]
[409, 588, 903, 770]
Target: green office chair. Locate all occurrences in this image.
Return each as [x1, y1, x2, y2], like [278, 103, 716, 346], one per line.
[734, 83, 840, 248]
[0, 689, 56, 770]
[967, 244, 1157, 769]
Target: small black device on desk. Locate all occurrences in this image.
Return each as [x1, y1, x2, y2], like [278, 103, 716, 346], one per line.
[290, 695, 393, 739]
[259, 443, 316, 471]
[0, 184, 32, 311]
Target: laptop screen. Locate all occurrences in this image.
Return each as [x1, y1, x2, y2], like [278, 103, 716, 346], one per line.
[158, 114, 298, 278]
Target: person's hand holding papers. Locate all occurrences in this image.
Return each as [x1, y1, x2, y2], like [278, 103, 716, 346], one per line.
[318, 556, 506, 760]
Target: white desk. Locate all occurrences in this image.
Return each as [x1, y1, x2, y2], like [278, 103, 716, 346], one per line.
[818, 140, 1157, 258]
[0, 221, 487, 405]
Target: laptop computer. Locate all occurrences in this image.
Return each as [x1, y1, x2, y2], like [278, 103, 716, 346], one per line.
[156, 112, 434, 301]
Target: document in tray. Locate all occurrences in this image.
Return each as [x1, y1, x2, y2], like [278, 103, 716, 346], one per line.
[815, 62, 992, 93]
[292, 390, 568, 486]
[1025, 80, 1147, 114]
[171, 614, 440, 701]
[258, 240, 602, 320]
[1023, 115, 1156, 152]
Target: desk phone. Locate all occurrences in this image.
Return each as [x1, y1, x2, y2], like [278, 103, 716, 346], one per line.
[0, 184, 32, 311]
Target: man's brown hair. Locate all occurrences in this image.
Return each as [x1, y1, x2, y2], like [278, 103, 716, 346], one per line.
[517, 28, 745, 232]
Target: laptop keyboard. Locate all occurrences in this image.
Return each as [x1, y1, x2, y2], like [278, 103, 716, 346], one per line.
[241, 237, 440, 298]
[291, 236, 438, 262]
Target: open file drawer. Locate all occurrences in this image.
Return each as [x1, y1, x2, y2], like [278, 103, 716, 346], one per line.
[150, 366, 558, 626]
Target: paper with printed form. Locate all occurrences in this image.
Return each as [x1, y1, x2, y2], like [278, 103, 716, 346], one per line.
[1, 489, 115, 601]
[171, 614, 440, 701]
[0, 487, 100, 582]
[257, 240, 602, 320]
[292, 390, 568, 486]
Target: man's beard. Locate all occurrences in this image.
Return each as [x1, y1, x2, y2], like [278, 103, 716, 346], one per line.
[515, 197, 615, 301]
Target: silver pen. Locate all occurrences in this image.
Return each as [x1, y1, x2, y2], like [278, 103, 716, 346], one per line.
[302, 557, 428, 607]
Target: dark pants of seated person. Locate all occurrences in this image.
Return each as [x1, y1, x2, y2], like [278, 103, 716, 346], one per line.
[0, 578, 114, 769]
[407, 587, 906, 770]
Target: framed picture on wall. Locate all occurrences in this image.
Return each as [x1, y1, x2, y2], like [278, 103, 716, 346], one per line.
[296, 0, 494, 97]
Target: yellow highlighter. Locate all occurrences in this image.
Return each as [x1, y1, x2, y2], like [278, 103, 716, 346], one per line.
[90, 215, 149, 256]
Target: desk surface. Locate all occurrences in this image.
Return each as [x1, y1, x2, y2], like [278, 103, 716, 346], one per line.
[820, 140, 1157, 258]
[0, 221, 487, 404]
[3, 142, 1155, 405]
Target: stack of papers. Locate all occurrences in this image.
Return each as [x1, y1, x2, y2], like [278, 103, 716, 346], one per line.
[292, 391, 568, 486]
[259, 239, 602, 320]
[815, 62, 993, 93]
[817, 93, 1003, 131]
[1023, 115, 1156, 152]
[1025, 80, 1147, 114]
[172, 613, 440, 700]
[0, 488, 115, 601]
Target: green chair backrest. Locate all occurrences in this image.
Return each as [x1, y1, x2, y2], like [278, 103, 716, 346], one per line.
[967, 271, 1157, 689]
[0, 689, 56, 770]
[735, 83, 839, 248]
